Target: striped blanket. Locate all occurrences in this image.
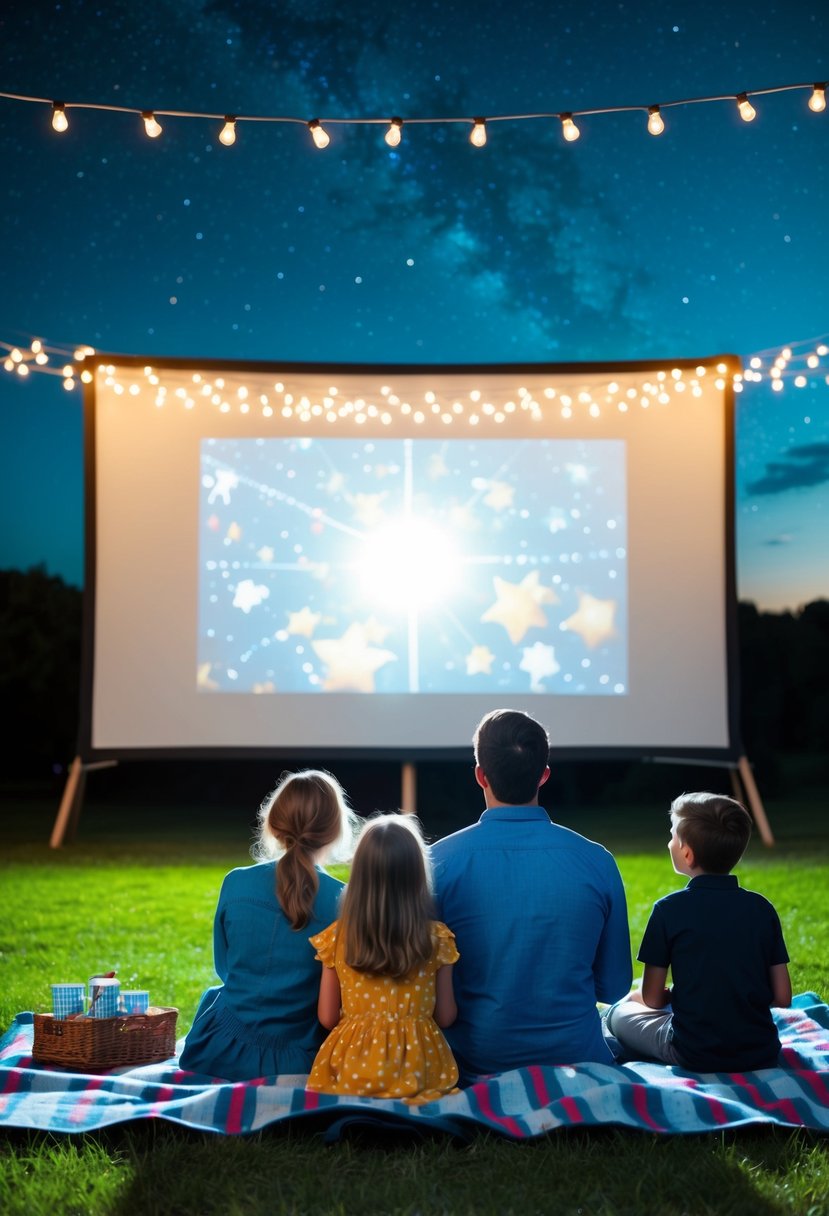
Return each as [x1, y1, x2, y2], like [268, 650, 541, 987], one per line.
[1, 993, 827, 1140]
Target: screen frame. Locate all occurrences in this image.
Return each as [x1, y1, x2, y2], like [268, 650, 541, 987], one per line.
[76, 354, 741, 764]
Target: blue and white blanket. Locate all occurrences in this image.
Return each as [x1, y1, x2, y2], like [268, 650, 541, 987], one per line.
[1, 994, 827, 1140]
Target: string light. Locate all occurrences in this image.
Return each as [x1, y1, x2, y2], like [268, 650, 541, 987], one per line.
[218, 116, 237, 146]
[142, 110, 162, 138]
[0, 79, 823, 151]
[385, 117, 403, 147]
[736, 93, 756, 122]
[647, 105, 665, 135]
[561, 112, 580, 142]
[51, 101, 68, 133]
[469, 118, 487, 147]
[308, 119, 330, 148]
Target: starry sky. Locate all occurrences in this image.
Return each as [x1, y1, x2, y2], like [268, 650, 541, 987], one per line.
[1, 0, 827, 610]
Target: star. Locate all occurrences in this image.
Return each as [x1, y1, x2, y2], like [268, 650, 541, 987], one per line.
[196, 663, 219, 691]
[232, 579, 269, 613]
[324, 472, 346, 495]
[257, 545, 275, 563]
[252, 681, 276, 694]
[286, 606, 321, 637]
[448, 503, 480, 531]
[561, 593, 618, 649]
[483, 480, 515, 511]
[519, 642, 560, 691]
[465, 645, 495, 676]
[226, 521, 242, 541]
[312, 623, 397, 692]
[362, 615, 392, 644]
[350, 492, 387, 527]
[481, 571, 558, 645]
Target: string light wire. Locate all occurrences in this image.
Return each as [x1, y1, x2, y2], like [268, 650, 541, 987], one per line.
[0, 80, 824, 147]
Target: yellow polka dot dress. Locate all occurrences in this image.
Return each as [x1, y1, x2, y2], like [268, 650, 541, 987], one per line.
[306, 920, 460, 1104]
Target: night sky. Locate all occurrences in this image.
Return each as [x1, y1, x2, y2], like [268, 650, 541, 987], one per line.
[1, 0, 827, 610]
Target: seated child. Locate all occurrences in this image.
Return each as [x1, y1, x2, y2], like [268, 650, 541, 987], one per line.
[607, 791, 791, 1071]
[306, 814, 459, 1105]
[180, 769, 356, 1081]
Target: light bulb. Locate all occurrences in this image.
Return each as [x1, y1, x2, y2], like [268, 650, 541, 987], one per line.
[385, 117, 403, 147]
[308, 119, 330, 148]
[469, 118, 487, 147]
[51, 102, 68, 132]
[647, 105, 664, 135]
[219, 116, 237, 146]
[736, 93, 756, 122]
[561, 113, 580, 142]
[809, 83, 826, 113]
[142, 111, 163, 138]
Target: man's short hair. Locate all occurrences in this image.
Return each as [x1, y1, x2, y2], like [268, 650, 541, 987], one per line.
[473, 709, 550, 805]
[670, 792, 752, 874]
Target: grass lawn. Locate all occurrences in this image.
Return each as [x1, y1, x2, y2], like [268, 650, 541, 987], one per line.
[1, 771, 828, 1215]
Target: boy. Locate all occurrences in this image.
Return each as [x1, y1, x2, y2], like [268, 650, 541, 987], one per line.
[607, 791, 791, 1071]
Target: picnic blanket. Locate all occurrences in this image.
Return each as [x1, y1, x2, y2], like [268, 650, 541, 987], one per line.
[1, 993, 827, 1141]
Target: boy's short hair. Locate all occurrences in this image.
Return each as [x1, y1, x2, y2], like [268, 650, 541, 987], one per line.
[473, 708, 550, 805]
[670, 792, 752, 874]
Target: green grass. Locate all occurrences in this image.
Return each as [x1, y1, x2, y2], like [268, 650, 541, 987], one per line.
[1, 783, 828, 1215]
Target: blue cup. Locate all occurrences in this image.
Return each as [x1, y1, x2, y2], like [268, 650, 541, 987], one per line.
[88, 977, 120, 1018]
[121, 989, 150, 1014]
[52, 983, 85, 1019]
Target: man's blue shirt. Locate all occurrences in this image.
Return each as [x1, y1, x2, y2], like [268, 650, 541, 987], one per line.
[432, 806, 631, 1078]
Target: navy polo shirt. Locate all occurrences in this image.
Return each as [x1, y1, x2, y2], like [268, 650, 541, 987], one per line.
[639, 874, 789, 1071]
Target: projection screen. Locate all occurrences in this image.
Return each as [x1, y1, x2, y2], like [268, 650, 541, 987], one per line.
[79, 356, 739, 759]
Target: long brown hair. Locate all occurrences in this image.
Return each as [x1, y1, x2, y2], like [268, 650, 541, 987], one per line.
[254, 770, 354, 930]
[340, 814, 435, 979]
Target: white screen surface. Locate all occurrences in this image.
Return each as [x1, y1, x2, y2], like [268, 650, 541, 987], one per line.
[87, 360, 735, 754]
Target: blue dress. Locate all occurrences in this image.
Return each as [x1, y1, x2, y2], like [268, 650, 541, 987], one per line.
[179, 861, 344, 1080]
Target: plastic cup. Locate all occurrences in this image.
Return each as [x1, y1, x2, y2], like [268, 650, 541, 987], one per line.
[88, 977, 120, 1018]
[51, 983, 85, 1019]
[121, 990, 150, 1014]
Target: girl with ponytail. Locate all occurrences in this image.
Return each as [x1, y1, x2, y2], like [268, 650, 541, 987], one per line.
[180, 770, 356, 1081]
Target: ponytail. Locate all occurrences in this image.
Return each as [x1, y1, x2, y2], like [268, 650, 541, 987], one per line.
[254, 770, 354, 930]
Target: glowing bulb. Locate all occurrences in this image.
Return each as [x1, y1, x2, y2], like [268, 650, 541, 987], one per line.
[385, 117, 403, 147]
[30, 339, 42, 353]
[807, 354, 819, 368]
[736, 93, 756, 122]
[647, 105, 664, 135]
[308, 119, 329, 148]
[219, 117, 237, 146]
[561, 113, 580, 142]
[51, 102, 68, 133]
[470, 118, 487, 147]
[142, 111, 163, 138]
[808, 83, 826, 113]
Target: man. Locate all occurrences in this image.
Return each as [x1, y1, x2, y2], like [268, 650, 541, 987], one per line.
[432, 708, 632, 1079]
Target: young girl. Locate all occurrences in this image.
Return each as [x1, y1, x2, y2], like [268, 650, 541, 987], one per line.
[306, 814, 459, 1104]
[180, 769, 356, 1081]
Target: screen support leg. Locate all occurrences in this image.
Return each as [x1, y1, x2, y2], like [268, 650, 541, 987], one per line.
[50, 757, 119, 848]
[401, 762, 417, 814]
[736, 754, 775, 847]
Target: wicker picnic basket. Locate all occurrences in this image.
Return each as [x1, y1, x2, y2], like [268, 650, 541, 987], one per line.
[32, 1007, 178, 1071]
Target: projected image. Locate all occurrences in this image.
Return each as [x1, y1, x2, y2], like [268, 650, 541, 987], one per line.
[197, 437, 628, 695]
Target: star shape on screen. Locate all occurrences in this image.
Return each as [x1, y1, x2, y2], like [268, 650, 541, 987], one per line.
[233, 579, 270, 614]
[561, 592, 618, 649]
[465, 644, 495, 676]
[519, 642, 560, 691]
[350, 492, 387, 527]
[481, 571, 558, 645]
[363, 615, 392, 644]
[257, 545, 275, 563]
[286, 606, 321, 637]
[226, 521, 242, 542]
[483, 480, 515, 511]
[324, 472, 346, 496]
[448, 503, 480, 531]
[196, 663, 219, 691]
[312, 623, 397, 692]
[252, 681, 276, 694]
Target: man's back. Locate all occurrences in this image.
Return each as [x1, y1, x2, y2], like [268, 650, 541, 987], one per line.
[432, 806, 631, 1078]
